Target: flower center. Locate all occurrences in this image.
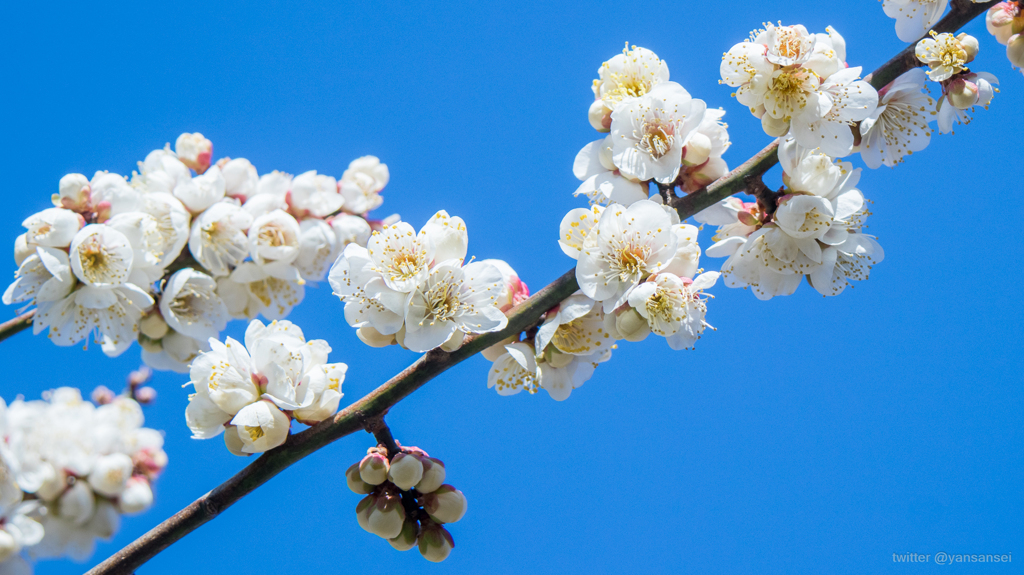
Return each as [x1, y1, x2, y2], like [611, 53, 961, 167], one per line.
[552, 318, 590, 354]
[258, 224, 289, 248]
[77, 236, 122, 283]
[245, 425, 265, 441]
[615, 244, 651, 281]
[423, 273, 461, 324]
[638, 117, 675, 160]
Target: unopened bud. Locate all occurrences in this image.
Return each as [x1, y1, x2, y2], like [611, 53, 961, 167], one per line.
[423, 485, 467, 524]
[346, 463, 375, 494]
[139, 336, 163, 353]
[223, 425, 250, 457]
[615, 308, 651, 343]
[35, 463, 67, 502]
[588, 100, 611, 133]
[87, 453, 133, 498]
[14, 234, 32, 266]
[388, 518, 419, 551]
[761, 114, 791, 137]
[139, 314, 169, 340]
[682, 133, 712, 166]
[418, 522, 454, 563]
[988, 4, 1017, 45]
[135, 386, 157, 404]
[416, 457, 447, 493]
[356, 491, 406, 539]
[175, 132, 213, 174]
[957, 33, 980, 62]
[388, 452, 425, 491]
[947, 78, 980, 109]
[546, 348, 574, 369]
[58, 481, 96, 526]
[118, 477, 154, 515]
[359, 453, 390, 485]
[1008, 34, 1024, 67]
[0, 530, 18, 562]
[356, 325, 396, 348]
[91, 385, 116, 405]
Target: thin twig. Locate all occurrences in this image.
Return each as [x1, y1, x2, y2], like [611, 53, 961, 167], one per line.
[84, 6, 995, 573]
[0, 310, 35, 344]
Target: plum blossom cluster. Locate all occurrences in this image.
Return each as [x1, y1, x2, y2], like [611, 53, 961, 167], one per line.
[986, 1, 1024, 74]
[699, 136, 884, 300]
[579, 44, 728, 202]
[185, 319, 346, 455]
[914, 31, 1000, 133]
[328, 211, 520, 353]
[720, 23, 878, 157]
[0, 388, 166, 572]
[3, 132, 390, 373]
[346, 444, 466, 563]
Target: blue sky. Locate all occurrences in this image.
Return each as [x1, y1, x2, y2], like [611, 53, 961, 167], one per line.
[2, 1, 1021, 574]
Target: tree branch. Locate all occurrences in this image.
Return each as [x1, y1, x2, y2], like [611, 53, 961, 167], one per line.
[84, 7, 995, 573]
[0, 310, 35, 344]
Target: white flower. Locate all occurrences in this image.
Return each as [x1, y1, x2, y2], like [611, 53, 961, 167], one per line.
[329, 245, 407, 336]
[104, 211, 175, 286]
[53, 173, 92, 212]
[558, 206, 605, 259]
[487, 342, 539, 396]
[858, 68, 934, 168]
[174, 132, 213, 173]
[627, 272, 718, 349]
[576, 200, 677, 312]
[535, 294, 616, 358]
[86, 453, 133, 498]
[173, 166, 226, 214]
[339, 175, 384, 216]
[221, 158, 259, 199]
[987, 2, 1024, 45]
[720, 41, 776, 110]
[117, 477, 154, 515]
[159, 268, 228, 341]
[695, 198, 760, 241]
[292, 362, 346, 424]
[884, 0, 949, 43]
[188, 201, 253, 277]
[592, 44, 670, 125]
[247, 209, 303, 281]
[365, 222, 434, 293]
[3, 247, 75, 308]
[936, 72, 999, 134]
[295, 219, 341, 282]
[226, 263, 305, 320]
[33, 284, 153, 356]
[790, 67, 879, 158]
[476, 258, 529, 312]
[419, 210, 468, 265]
[290, 170, 343, 218]
[609, 81, 707, 184]
[68, 225, 134, 288]
[21, 208, 81, 249]
[137, 147, 191, 196]
[916, 32, 978, 81]
[329, 214, 371, 249]
[809, 233, 885, 296]
[342, 156, 389, 194]
[229, 400, 290, 454]
[141, 330, 205, 373]
[403, 261, 507, 352]
[777, 136, 843, 195]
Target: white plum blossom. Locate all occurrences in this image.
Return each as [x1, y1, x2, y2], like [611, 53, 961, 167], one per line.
[364, 222, 435, 293]
[402, 261, 507, 353]
[295, 219, 341, 282]
[858, 68, 935, 168]
[220, 158, 259, 200]
[626, 272, 719, 350]
[290, 171, 344, 218]
[790, 66, 878, 158]
[68, 225, 133, 288]
[185, 319, 346, 454]
[535, 294, 616, 359]
[247, 209, 303, 282]
[20, 209, 81, 249]
[609, 81, 707, 184]
[188, 201, 253, 277]
[916, 32, 979, 81]
[987, 2, 1024, 45]
[173, 166, 226, 214]
[158, 268, 229, 341]
[883, 0, 950, 42]
[340, 156, 388, 215]
[34, 285, 153, 357]
[575, 200, 678, 312]
[590, 44, 670, 131]
[226, 263, 305, 320]
[2, 248, 75, 309]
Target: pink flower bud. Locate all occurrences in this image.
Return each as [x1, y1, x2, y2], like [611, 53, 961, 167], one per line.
[118, 477, 154, 515]
[415, 457, 446, 494]
[423, 485, 467, 524]
[1008, 34, 1024, 68]
[388, 518, 419, 551]
[418, 522, 454, 563]
[91, 386, 115, 405]
[987, 3, 1022, 45]
[135, 386, 157, 405]
[388, 453, 424, 491]
[615, 308, 651, 343]
[588, 100, 611, 133]
[947, 78, 979, 109]
[359, 453, 390, 485]
[175, 132, 213, 174]
[345, 463, 375, 495]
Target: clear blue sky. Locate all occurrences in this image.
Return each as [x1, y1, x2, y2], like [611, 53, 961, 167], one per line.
[2, 1, 1021, 574]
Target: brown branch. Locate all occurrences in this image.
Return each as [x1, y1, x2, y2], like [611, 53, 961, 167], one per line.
[85, 7, 995, 573]
[0, 310, 35, 344]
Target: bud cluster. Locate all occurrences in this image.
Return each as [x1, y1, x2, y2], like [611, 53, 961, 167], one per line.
[328, 210, 523, 353]
[3, 133, 391, 374]
[185, 319, 347, 455]
[985, 2, 1024, 81]
[347, 446, 466, 563]
[0, 387, 166, 569]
